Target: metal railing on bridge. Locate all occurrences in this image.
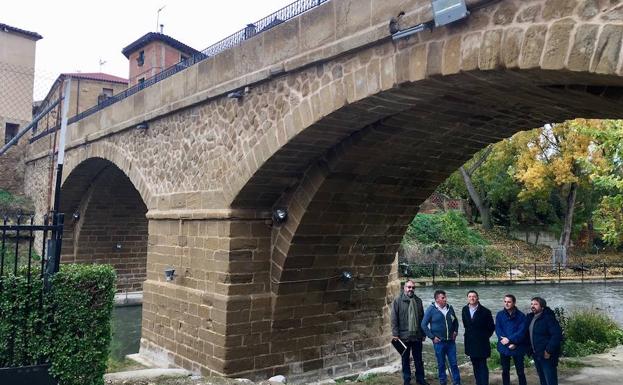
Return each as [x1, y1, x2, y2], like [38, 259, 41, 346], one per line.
[400, 262, 623, 286]
[30, 0, 330, 143]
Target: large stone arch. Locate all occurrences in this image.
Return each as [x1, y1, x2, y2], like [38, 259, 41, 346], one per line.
[229, 0, 623, 208]
[59, 156, 149, 292]
[226, 1, 623, 381]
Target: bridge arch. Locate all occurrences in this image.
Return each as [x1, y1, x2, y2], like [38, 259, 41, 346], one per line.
[59, 155, 149, 292]
[62, 141, 153, 207]
[228, 2, 623, 380]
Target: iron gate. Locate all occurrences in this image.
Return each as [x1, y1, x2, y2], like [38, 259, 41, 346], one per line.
[0, 213, 63, 384]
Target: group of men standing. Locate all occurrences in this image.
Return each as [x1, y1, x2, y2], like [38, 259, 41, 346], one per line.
[391, 280, 563, 385]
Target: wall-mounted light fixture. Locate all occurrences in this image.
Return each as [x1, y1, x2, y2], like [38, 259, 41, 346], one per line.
[136, 121, 149, 130]
[114, 242, 122, 251]
[72, 212, 80, 221]
[164, 268, 176, 281]
[227, 86, 250, 100]
[272, 208, 288, 225]
[340, 271, 353, 283]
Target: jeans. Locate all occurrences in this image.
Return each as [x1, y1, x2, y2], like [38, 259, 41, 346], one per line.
[470, 357, 488, 385]
[500, 354, 527, 385]
[401, 339, 426, 385]
[533, 355, 558, 385]
[433, 340, 461, 385]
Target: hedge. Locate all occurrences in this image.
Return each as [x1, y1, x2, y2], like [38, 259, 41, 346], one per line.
[0, 264, 116, 385]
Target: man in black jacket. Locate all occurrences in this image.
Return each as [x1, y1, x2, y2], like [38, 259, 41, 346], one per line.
[525, 297, 562, 385]
[391, 279, 429, 385]
[462, 290, 495, 385]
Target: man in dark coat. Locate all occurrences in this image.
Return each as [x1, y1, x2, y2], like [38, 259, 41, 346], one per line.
[495, 294, 527, 385]
[525, 297, 562, 385]
[462, 290, 495, 385]
[391, 279, 429, 385]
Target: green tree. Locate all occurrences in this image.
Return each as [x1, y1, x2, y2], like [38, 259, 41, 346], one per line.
[577, 119, 623, 247]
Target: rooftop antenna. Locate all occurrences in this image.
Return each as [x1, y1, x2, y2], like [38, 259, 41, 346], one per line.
[160, 24, 164, 34]
[99, 59, 107, 72]
[156, 5, 166, 32]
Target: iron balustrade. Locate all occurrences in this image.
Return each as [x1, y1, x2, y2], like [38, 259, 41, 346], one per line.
[401, 262, 623, 285]
[30, 0, 330, 144]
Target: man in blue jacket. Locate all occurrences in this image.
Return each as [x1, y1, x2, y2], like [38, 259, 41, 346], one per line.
[421, 290, 461, 385]
[495, 294, 527, 385]
[525, 297, 562, 385]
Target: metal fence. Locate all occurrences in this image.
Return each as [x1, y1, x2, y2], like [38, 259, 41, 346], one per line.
[0, 214, 63, 369]
[31, 0, 330, 144]
[400, 262, 623, 285]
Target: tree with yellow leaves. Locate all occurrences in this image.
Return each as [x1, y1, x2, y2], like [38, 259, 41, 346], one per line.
[513, 121, 595, 264]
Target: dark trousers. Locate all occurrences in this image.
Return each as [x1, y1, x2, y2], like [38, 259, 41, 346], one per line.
[533, 355, 558, 385]
[401, 339, 425, 385]
[470, 357, 489, 385]
[500, 354, 527, 385]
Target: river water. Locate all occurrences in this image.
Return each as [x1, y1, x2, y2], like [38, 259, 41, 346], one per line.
[414, 281, 623, 326]
[109, 282, 623, 361]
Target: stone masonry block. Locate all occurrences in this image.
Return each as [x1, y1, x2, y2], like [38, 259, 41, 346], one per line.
[542, 0, 579, 21]
[542, 19, 575, 70]
[479, 30, 503, 70]
[591, 25, 623, 74]
[520, 24, 548, 68]
[501, 27, 524, 68]
[461, 32, 482, 71]
[442, 35, 462, 75]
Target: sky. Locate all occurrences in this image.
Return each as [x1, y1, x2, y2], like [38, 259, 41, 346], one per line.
[3, 0, 295, 99]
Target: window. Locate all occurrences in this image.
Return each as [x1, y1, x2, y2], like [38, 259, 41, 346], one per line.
[180, 54, 189, 62]
[102, 88, 113, 97]
[137, 50, 145, 66]
[138, 78, 145, 84]
[5, 123, 19, 145]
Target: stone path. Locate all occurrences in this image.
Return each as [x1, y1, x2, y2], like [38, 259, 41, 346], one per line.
[105, 346, 623, 385]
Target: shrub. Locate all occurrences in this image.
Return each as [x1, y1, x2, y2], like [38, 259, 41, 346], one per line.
[562, 309, 623, 357]
[0, 190, 34, 214]
[403, 211, 503, 265]
[0, 264, 116, 385]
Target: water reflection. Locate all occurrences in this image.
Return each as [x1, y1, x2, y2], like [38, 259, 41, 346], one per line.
[110, 305, 142, 361]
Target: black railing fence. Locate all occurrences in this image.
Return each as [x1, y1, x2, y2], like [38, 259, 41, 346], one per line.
[400, 262, 623, 285]
[0, 214, 63, 368]
[31, 0, 330, 144]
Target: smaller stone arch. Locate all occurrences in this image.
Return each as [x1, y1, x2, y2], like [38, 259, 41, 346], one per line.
[60, 154, 149, 292]
[62, 141, 153, 209]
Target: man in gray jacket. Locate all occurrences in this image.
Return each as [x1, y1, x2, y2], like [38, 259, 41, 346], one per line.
[392, 279, 429, 385]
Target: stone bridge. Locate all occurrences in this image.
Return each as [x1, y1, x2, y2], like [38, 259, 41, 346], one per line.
[23, 0, 623, 381]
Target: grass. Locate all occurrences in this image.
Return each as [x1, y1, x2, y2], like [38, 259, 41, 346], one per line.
[106, 357, 146, 373]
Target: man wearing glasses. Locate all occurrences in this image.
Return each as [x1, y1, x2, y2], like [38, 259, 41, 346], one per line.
[392, 279, 429, 385]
